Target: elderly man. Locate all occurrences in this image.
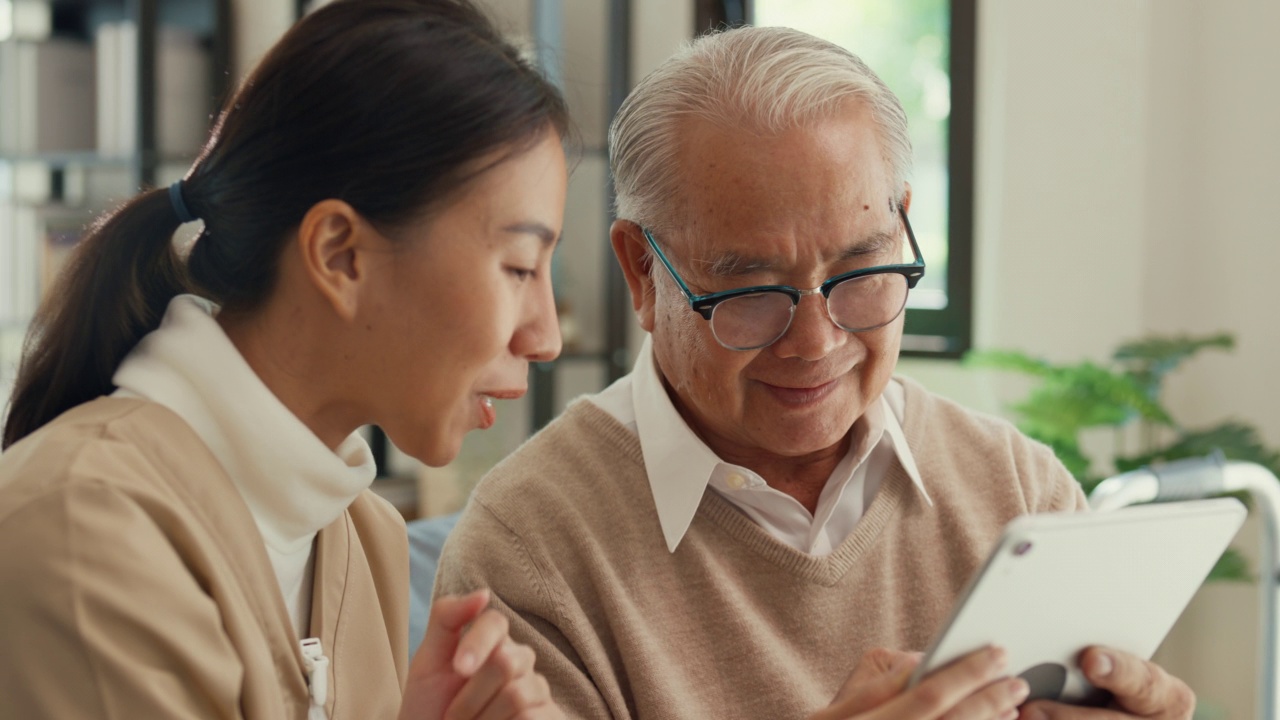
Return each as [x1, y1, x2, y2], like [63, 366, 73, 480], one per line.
[436, 26, 1194, 720]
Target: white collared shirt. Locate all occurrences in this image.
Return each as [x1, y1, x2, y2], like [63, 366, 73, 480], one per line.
[591, 337, 931, 555]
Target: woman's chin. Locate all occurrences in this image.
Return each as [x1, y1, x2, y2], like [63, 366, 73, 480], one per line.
[416, 437, 463, 468]
[383, 425, 461, 469]
[384, 410, 479, 469]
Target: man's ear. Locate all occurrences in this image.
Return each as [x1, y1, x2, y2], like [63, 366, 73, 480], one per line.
[900, 182, 912, 214]
[295, 199, 370, 322]
[610, 219, 657, 333]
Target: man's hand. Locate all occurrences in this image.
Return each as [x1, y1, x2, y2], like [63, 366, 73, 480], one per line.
[811, 646, 1030, 720]
[400, 589, 562, 720]
[1019, 646, 1194, 720]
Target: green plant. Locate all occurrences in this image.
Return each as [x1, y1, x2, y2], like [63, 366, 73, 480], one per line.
[966, 332, 1277, 581]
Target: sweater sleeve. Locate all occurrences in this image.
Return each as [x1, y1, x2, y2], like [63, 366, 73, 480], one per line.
[434, 501, 618, 720]
[0, 482, 245, 719]
[1019, 436, 1090, 514]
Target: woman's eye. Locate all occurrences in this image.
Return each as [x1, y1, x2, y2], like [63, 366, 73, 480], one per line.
[506, 267, 537, 282]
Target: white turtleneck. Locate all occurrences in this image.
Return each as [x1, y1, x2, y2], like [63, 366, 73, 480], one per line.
[112, 295, 377, 640]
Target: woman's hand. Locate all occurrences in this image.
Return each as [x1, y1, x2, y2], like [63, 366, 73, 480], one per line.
[400, 589, 562, 720]
[811, 646, 1030, 720]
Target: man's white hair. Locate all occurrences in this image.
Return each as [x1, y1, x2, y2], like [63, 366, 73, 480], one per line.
[609, 26, 912, 233]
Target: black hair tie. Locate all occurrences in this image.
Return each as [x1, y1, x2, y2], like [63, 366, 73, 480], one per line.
[169, 181, 198, 224]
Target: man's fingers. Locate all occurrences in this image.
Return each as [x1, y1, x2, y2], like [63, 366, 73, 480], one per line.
[1079, 647, 1194, 719]
[442, 639, 540, 720]
[881, 645, 1012, 719]
[1019, 648, 1194, 720]
[835, 648, 922, 708]
[414, 589, 492, 675]
[931, 676, 1027, 720]
[1017, 700, 1132, 720]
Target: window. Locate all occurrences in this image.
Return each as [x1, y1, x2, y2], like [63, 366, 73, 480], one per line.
[713, 0, 976, 357]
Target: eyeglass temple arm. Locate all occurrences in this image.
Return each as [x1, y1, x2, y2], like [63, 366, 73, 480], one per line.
[641, 228, 704, 308]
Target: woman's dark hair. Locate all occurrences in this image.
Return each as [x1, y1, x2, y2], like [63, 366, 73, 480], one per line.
[2, 0, 569, 449]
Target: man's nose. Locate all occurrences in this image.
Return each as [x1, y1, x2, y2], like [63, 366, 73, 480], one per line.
[770, 292, 845, 361]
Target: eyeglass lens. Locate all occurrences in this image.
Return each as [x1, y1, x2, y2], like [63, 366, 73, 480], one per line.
[708, 273, 910, 350]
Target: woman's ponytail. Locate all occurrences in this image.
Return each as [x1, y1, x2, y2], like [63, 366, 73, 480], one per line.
[2, 188, 192, 448]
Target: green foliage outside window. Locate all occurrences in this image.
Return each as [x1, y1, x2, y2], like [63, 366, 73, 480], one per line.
[966, 333, 1277, 582]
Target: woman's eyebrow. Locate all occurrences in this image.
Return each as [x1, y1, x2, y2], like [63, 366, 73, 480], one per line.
[502, 221, 559, 247]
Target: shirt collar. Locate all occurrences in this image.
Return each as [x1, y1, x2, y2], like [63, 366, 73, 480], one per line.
[631, 337, 930, 552]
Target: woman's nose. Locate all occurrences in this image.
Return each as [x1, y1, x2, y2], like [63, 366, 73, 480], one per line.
[516, 276, 562, 363]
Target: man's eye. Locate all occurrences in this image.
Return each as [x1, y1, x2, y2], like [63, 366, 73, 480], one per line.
[507, 267, 536, 282]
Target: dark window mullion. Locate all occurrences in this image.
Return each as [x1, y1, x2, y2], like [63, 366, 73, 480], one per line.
[902, 0, 975, 359]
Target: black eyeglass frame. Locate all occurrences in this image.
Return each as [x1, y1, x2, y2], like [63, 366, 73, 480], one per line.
[641, 204, 927, 326]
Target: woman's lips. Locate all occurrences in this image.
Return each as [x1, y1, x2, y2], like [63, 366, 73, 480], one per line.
[478, 396, 497, 429]
[475, 389, 525, 430]
[761, 379, 839, 407]
[482, 389, 527, 401]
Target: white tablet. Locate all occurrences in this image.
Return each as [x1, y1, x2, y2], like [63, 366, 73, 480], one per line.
[909, 498, 1247, 704]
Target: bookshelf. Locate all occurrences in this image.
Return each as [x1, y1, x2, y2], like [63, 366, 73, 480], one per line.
[0, 0, 232, 411]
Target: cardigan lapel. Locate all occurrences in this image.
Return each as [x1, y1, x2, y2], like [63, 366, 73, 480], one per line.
[121, 399, 313, 712]
[310, 510, 352, 717]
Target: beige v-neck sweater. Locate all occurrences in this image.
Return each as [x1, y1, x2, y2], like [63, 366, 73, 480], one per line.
[435, 377, 1086, 720]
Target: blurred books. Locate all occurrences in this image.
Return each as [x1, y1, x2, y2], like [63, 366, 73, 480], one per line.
[0, 15, 214, 322]
[0, 37, 96, 154]
[96, 22, 213, 158]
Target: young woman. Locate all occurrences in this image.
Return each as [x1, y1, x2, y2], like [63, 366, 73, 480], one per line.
[0, 1, 567, 718]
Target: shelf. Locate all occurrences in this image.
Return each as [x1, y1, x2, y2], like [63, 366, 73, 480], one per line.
[0, 152, 131, 168]
[0, 152, 199, 168]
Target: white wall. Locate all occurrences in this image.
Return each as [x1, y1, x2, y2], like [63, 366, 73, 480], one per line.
[1143, 0, 1280, 448]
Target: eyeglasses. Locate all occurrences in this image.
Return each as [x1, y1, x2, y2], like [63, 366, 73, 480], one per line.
[642, 205, 926, 351]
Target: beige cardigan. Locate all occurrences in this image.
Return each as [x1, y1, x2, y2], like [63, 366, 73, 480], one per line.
[0, 398, 409, 719]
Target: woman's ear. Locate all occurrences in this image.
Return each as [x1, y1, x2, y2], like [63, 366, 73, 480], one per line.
[610, 219, 657, 333]
[295, 199, 373, 321]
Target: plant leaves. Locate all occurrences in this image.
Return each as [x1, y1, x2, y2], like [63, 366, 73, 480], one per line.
[1118, 421, 1280, 478]
[963, 350, 1054, 377]
[1207, 547, 1252, 582]
[1009, 362, 1173, 441]
[1114, 333, 1235, 393]
[1113, 333, 1234, 365]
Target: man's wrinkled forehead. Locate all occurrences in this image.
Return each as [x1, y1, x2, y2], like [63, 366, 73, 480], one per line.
[664, 108, 892, 217]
